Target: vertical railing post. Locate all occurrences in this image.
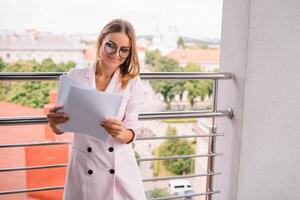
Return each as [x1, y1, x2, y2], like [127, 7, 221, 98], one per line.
[206, 79, 218, 200]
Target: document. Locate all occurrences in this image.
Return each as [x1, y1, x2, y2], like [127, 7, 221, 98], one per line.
[57, 75, 123, 141]
[57, 74, 91, 106]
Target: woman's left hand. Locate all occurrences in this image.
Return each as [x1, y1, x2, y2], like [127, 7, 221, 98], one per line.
[101, 118, 134, 143]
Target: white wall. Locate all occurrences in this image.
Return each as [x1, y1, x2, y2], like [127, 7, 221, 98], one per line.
[0, 50, 84, 64]
[215, 0, 300, 200]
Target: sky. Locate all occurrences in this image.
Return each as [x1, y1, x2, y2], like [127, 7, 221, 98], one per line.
[0, 0, 223, 40]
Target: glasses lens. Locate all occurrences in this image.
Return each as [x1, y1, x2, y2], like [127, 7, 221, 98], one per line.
[104, 42, 117, 54]
[119, 49, 130, 59]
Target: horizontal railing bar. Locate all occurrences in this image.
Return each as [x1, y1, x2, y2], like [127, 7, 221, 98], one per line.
[0, 72, 232, 81]
[0, 72, 63, 81]
[0, 186, 219, 197]
[0, 110, 233, 126]
[139, 110, 233, 120]
[0, 134, 223, 148]
[0, 186, 64, 195]
[0, 141, 72, 148]
[135, 133, 224, 141]
[141, 72, 232, 80]
[148, 190, 220, 200]
[0, 164, 67, 172]
[0, 153, 222, 172]
[142, 172, 221, 182]
[139, 153, 222, 162]
[0, 116, 46, 125]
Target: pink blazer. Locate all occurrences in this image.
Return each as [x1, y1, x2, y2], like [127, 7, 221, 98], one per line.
[62, 64, 146, 200]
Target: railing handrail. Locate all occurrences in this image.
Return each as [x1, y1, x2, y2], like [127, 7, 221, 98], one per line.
[0, 187, 219, 198]
[0, 109, 233, 126]
[0, 133, 224, 148]
[0, 71, 233, 81]
[0, 71, 233, 198]
[0, 153, 222, 172]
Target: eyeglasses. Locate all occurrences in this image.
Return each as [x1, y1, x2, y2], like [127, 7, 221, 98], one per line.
[104, 41, 131, 59]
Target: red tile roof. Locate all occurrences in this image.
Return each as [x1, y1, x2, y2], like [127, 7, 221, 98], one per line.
[167, 48, 220, 64]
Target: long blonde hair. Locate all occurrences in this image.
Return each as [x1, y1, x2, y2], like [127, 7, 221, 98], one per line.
[96, 19, 140, 89]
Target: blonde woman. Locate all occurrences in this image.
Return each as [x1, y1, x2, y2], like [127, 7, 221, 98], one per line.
[47, 19, 146, 200]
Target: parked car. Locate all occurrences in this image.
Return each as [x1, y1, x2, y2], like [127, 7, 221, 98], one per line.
[168, 179, 194, 199]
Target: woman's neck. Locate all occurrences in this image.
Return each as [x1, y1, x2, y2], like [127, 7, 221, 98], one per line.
[96, 60, 117, 79]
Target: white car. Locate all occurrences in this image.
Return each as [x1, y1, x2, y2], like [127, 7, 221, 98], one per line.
[168, 179, 194, 199]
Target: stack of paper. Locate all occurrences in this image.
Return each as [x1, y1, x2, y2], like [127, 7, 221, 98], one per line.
[57, 74, 123, 141]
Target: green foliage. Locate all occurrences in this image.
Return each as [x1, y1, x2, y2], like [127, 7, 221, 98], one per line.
[6, 81, 58, 108]
[0, 57, 7, 72]
[162, 118, 197, 123]
[153, 57, 180, 72]
[145, 49, 162, 66]
[2, 58, 75, 72]
[149, 57, 185, 110]
[158, 126, 195, 175]
[2, 60, 38, 72]
[0, 59, 75, 108]
[184, 63, 213, 107]
[165, 125, 177, 136]
[196, 43, 209, 49]
[149, 60, 213, 109]
[32, 59, 75, 72]
[177, 36, 186, 49]
[148, 188, 170, 198]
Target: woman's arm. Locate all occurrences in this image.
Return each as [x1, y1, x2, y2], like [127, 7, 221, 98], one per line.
[101, 118, 134, 143]
[101, 76, 143, 144]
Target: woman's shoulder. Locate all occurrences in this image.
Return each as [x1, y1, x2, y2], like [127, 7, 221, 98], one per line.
[127, 74, 141, 91]
[67, 65, 92, 79]
[130, 74, 141, 84]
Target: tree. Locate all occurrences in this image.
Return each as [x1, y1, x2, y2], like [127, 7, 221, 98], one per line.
[158, 126, 195, 175]
[177, 36, 186, 49]
[148, 188, 170, 198]
[145, 49, 162, 66]
[149, 57, 184, 110]
[0, 59, 76, 108]
[7, 81, 58, 108]
[184, 63, 213, 108]
[2, 60, 38, 72]
[0, 57, 7, 71]
[185, 81, 205, 106]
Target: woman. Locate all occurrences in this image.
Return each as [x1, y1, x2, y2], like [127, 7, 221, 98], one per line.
[47, 19, 146, 200]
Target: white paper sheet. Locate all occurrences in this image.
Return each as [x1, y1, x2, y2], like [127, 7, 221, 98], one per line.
[57, 75, 123, 141]
[57, 74, 91, 106]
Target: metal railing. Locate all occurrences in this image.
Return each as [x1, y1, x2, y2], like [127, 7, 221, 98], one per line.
[0, 72, 233, 200]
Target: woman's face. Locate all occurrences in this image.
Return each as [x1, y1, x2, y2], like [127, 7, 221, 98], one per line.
[100, 32, 131, 69]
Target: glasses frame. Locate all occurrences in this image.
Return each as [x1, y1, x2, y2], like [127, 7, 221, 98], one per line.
[104, 41, 131, 59]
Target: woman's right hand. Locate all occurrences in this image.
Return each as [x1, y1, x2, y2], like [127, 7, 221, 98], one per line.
[47, 105, 69, 134]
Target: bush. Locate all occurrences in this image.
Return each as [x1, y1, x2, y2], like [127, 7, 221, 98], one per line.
[148, 188, 170, 198]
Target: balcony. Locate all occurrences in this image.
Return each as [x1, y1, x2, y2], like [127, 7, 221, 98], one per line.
[0, 71, 233, 200]
[1, 0, 300, 199]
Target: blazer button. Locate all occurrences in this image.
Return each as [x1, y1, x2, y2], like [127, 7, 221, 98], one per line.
[88, 170, 93, 175]
[108, 147, 114, 152]
[87, 147, 92, 152]
[109, 169, 115, 174]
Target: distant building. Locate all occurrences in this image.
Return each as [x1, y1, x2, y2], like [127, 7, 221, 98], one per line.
[148, 25, 178, 55]
[167, 48, 220, 70]
[0, 30, 86, 64]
